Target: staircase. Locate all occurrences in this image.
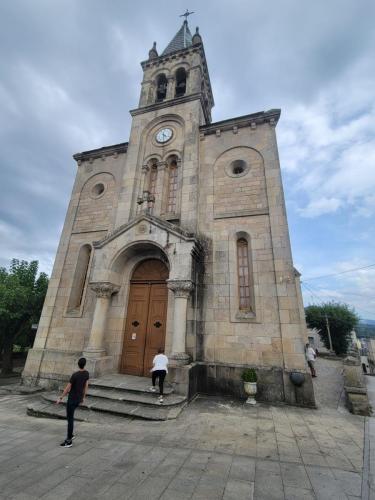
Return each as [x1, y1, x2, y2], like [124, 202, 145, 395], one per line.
[27, 374, 187, 421]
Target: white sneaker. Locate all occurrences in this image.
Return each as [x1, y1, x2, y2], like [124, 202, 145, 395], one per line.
[159, 396, 164, 404]
[149, 387, 156, 392]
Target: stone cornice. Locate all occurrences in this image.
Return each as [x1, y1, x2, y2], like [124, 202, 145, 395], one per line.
[130, 92, 210, 120]
[200, 109, 281, 137]
[214, 208, 269, 220]
[73, 142, 128, 163]
[293, 268, 302, 278]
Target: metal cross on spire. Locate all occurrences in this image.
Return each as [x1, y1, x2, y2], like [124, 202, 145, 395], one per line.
[180, 9, 194, 21]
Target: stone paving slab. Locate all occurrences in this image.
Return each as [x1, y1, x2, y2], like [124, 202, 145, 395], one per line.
[0, 388, 366, 500]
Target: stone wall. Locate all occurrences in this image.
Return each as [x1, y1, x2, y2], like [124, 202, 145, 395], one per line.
[23, 149, 127, 385]
[197, 120, 307, 376]
[343, 355, 372, 416]
[168, 362, 315, 407]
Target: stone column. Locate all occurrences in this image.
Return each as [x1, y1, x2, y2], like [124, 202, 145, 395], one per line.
[83, 282, 119, 358]
[167, 279, 194, 365]
[166, 76, 175, 100]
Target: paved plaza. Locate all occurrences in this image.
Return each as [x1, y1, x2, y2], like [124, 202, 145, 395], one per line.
[0, 357, 372, 499]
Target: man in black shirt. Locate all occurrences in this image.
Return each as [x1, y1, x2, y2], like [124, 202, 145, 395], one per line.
[56, 357, 89, 447]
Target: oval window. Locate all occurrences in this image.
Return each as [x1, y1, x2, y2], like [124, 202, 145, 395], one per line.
[231, 160, 246, 175]
[225, 159, 249, 178]
[91, 182, 105, 198]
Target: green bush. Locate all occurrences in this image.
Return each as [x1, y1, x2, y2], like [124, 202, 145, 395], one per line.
[241, 368, 257, 383]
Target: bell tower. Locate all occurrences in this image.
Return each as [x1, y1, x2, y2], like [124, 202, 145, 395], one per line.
[137, 18, 214, 124]
[119, 18, 215, 231]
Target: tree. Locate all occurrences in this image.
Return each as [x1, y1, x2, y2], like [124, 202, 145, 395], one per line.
[305, 302, 359, 356]
[0, 259, 49, 375]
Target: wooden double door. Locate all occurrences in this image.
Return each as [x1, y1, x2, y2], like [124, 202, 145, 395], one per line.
[121, 260, 168, 376]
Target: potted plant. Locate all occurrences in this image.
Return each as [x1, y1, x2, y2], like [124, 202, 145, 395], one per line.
[241, 368, 258, 405]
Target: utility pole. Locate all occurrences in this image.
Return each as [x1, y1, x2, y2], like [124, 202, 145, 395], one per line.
[325, 313, 334, 353]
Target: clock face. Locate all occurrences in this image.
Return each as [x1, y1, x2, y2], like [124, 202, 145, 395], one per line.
[156, 128, 173, 143]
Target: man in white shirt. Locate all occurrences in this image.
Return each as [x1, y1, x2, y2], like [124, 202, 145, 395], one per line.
[305, 343, 317, 378]
[150, 348, 169, 403]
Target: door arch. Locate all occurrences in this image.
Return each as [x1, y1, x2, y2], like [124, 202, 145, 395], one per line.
[121, 259, 169, 376]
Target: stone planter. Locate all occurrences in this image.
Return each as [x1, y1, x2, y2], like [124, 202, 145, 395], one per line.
[244, 381, 257, 405]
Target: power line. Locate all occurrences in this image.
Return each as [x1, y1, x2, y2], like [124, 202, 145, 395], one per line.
[301, 282, 323, 304]
[301, 283, 365, 327]
[301, 283, 374, 319]
[302, 263, 375, 282]
[302, 281, 375, 319]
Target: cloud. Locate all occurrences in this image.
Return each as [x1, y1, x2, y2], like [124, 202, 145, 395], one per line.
[0, 0, 374, 319]
[279, 72, 375, 218]
[298, 197, 342, 218]
[302, 260, 375, 320]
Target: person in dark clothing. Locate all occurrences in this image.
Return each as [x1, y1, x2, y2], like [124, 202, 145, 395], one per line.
[56, 357, 89, 447]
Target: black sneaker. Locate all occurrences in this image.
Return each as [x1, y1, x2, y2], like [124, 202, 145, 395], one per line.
[60, 440, 72, 448]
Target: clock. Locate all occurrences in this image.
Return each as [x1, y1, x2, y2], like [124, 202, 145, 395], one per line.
[156, 128, 173, 143]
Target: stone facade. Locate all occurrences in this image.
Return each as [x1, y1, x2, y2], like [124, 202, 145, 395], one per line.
[23, 20, 315, 406]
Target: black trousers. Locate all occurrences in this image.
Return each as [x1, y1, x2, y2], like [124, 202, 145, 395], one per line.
[152, 370, 166, 395]
[66, 399, 79, 440]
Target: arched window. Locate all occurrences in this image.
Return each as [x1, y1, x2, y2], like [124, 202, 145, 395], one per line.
[166, 156, 178, 213]
[156, 74, 167, 102]
[175, 68, 187, 97]
[148, 160, 158, 195]
[67, 244, 91, 312]
[237, 238, 252, 311]
[148, 159, 158, 213]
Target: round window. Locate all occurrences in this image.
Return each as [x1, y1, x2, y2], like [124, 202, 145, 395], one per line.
[91, 182, 105, 198]
[225, 159, 249, 178]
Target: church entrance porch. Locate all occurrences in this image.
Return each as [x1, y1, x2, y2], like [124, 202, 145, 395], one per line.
[121, 259, 168, 376]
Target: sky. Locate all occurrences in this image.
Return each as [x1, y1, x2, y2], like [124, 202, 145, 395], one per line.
[0, 0, 375, 320]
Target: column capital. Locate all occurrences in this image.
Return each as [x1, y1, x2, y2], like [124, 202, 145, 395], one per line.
[90, 282, 119, 298]
[157, 160, 167, 170]
[167, 279, 194, 298]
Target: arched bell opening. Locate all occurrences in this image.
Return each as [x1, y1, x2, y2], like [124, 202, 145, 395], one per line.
[120, 258, 169, 376]
[156, 73, 167, 102]
[175, 67, 187, 97]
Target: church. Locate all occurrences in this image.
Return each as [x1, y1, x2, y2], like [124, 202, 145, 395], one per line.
[23, 18, 315, 407]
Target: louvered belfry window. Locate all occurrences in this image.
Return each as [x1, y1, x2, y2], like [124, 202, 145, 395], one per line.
[237, 238, 251, 311]
[167, 158, 178, 213]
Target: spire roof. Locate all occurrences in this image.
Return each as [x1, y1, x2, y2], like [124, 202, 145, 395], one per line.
[162, 20, 193, 56]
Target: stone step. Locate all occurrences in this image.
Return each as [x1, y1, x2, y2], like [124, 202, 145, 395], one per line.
[27, 401, 89, 422]
[86, 387, 185, 407]
[33, 392, 186, 421]
[88, 374, 174, 395]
